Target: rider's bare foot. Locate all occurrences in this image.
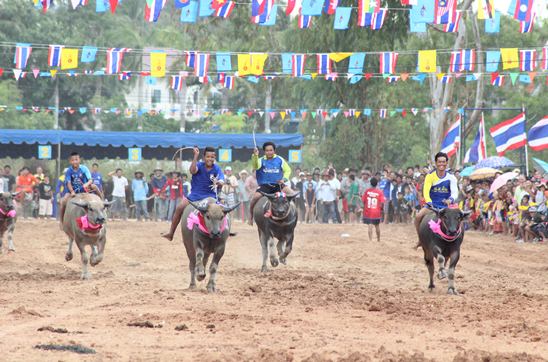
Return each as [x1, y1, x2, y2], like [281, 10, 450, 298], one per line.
[161, 232, 173, 241]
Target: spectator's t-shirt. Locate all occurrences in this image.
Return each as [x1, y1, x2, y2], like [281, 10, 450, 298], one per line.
[16, 174, 37, 193]
[188, 162, 224, 202]
[362, 187, 385, 219]
[132, 179, 149, 201]
[112, 176, 128, 198]
[2, 174, 15, 192]
[38, 183, 53, 200]
[65, 166, 92, 194]
[92, 172, 103, 191]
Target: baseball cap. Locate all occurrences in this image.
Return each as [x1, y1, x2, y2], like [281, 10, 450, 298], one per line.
[225, 166, 232, 171]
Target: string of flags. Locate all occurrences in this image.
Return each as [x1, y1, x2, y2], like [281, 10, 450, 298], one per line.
[31, 0, 538, 34]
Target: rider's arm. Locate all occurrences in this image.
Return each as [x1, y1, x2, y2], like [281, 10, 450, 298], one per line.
[423, 173, 433, 205]
[190, 158, 199, 175]
[252, 154, 261, 171]
[449, 175, 459, 204]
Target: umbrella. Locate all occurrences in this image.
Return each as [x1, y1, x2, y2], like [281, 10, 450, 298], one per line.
[474, 156, 515, 170]
[489, 171, 519, 193]
[460, 166, 475, 177]
[470, 167, 499, 180]
[532, 158, 548, 173]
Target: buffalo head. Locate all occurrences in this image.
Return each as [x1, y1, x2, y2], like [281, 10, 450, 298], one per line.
[72, 199, 112, 226]
[0, 192, 18, 213]
[432, 206, 471, 235]
[189, 199, 239, 239]
[260, 191, 299, 220]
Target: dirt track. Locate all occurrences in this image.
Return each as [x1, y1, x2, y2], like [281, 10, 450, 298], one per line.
[0, 219, 547, 361]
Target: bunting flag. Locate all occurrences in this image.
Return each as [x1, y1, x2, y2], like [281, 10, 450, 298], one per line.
[118, 71, 131, 80]
[528, 115, 548, 151]
[370, 9, 387, 30]
[81, 46, 97, 63]
[41, 0, 53, 13]
[542, 47, 548, 71]
[477, 0, 494, 19]
[519, 49, 536, 71]
[106, 48, 129, 74]
[252, 0, 273, 24]
[215, 1, 234, 17]
[459, 49, 475, 72]
[443, 10, 461, 32]
[348, 53, 365, 74]
[418, 50, 437, 73]
[379, 109, 387, 118]
[170, 75, 184, 91]
[14, 44, 32, 69]
[484, 10, 500, 33]
[150, 51, 167, 77]
[180, 1, 198, 22]
[519, 12, 535, 33]
[485, 50, 500, 72]
[464, 114, 487, 163]
[144, 0, 167, 22]
[379, 52, 398, 74]
[512, 0, 533, 22]
[223, 75, 234, 89]
[357, 0, 372, 26]
[216, 53, 232, 71]
[325, 73, 338, 81]
[298, 14, 312, 29]
[250, 53, 268, 75]
[500, 48, 519, 70]
[434, 0, 456, 24]
[440, 74, 452, 83]
[48, 45, 63, 67]
[316, 54, 331, 75]
[194, 53, 210, 77]
[286, 0, 296, 15]
[489, 112, 527, 156]
[198, 0, 215, 17]
[175, 0, 191, 8]
[61, 48, 78, 70]
[491, 72, 504, 86]
[186, 51, 196, 68]
[301, 0, 324, 16]
[291, 54, 306, 77]
[333, 7, 351, 30]
[440, 117, 460, 158]
[324, 0, 338, 15]
[237, 54, 252, 75]
[211, 0, 226, 10]
[251, 0, 267, 16]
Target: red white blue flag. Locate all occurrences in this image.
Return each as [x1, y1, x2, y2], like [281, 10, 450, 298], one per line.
[291, 54, 306, 77]
[48, 45, 63, 67]
[379, 52, 398, 74]
[491, 73, 504, 87]
[41, 0, 53, 13]
[252, 0, 273, 23]
[251, 0, 267, 16]
[316, 54, 331, 75]
[186, 51, 196, 68]
[512, 0, 533, 22]
[519, 49, 537, 71]
[144, 0, 167, 22]
[106, 48, 130, 74]
[223, 75, 234, 89]
[489, 112, 527, 156]
[541, 47, 548, 71]
[440, 117, 461, 158]
[528, 115, 548, 151]
[323, 0, 338, 15]
[443, 10, 461, 32]
[14, 44, 32, 69]
[434, 0, 456, 24]
[379, 109, 387, 118]
[298, 14, 312, 28]
[118, 71, 132, 80]
[460, 49, 475, 72]
[370, 8, 387, 30]
[464, 114, 487, 163]
[194, 53, 210, 77]
[519, 12, 535, 33]
[170, 75, 184, 91]
[286, 0, 296, 15]
[215, 1, 234, 17]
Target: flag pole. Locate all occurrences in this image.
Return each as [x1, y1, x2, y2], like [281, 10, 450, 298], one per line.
[524, 106, 529, 175]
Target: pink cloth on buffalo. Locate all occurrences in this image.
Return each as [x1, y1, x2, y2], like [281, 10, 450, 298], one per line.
[76, 215, 102, 232]
[0, 208, 16, 218]
[428, 219, 460, 241]
[187, 212, 228, 235]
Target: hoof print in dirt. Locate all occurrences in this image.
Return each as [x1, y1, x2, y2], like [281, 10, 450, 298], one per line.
[34, 344, 96, 355]
[127, 321, 163, 328]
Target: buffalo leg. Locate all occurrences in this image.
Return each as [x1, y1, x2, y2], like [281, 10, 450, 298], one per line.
[207, 245, 225, 293]
[424, 251, 435, 291]
[269, 237, 279, 268]
[77, 243, 91, 280]
[447, 250, 460, 295]
[279, 234, 294, 265]
[183, 239, 197, 289]
[65, 238, 74, 261]
[91, 236, 106, 266]
[7, 223, 15, 252]
[0, 235, 3, 253]
[259, 230, 269, 272]
[194, 240, 206, 281]
[437, 254, 447, 280]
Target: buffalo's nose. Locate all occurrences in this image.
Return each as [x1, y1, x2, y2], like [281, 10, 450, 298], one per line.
[96, 217, 105, 224]
[211, 231, 221, 238]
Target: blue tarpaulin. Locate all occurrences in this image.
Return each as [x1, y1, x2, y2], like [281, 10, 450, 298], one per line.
[0, 129, 303, 149]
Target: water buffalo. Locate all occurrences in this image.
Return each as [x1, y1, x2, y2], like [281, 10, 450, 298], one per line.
[0, 192, 18, 253]
[61, 193, 111, 280]
[417, 206, 470, 295]
[181, 198, 239, 292]
[253, 191, 298, 272]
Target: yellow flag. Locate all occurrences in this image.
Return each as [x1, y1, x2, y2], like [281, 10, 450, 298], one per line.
[250, 53, 268, 76]
[50, 69, 58, 78]
[329, 52, 352, 62]
[436, 73, 445, 81]
[355, 111, 361, 118]
[477, 0, 494, 19]
[500, 48, 519, 70]
[150, 52, 167, 77]
[61, 48, 78, 70]
[418, 50, 437, 73]
[279, 111, 286, 120]
[237, 54, 252, 76]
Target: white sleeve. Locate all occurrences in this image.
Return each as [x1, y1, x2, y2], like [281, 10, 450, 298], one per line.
[450, 175, 458, 203]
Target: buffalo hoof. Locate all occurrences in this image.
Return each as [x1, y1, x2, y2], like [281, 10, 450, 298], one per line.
[65, 252, 73, 261]
[197, 273, 206, 282]
[428, 284, 435, 292]
[279, 257, 287, 265]
[261, 265, 268, 273]
[447, 288, 459, 295]
[81, 272, 91, 280]
[90, 255, 103, 267]
[188, 284, 196, 290]
[438, 269, 448, 280]
[207, 284, 217, 293]
[270, 258, 279, 268]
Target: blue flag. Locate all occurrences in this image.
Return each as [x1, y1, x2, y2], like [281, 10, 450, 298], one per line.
[363, 108, 372, 116]
[410, 20, 427, 32]
[410, 0, 435, 23]
[81, 46, 97, 63]
[519, 74, 531, 84]
[96, 0, 107, 12]
[282, 53, 293, 74]
[349, 75, 363, 84]
[485, 11, 500, 33]
[247, 76, 260, 83]
[301, 0, 323, 16]
[333, 7, 351, 30]
[199, 0, 214, 17]
[412, 73, 427, 84]
[181, 1, 198, 22]
[259, 4, 278, 26]
[348, 53, 365, 74]
[216, 53, 232, 72]
[485, 50, 500, 72]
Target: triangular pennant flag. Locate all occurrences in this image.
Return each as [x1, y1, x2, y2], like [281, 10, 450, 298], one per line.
[269, 112, 276, 120]
[528, 72, 537, 83]
[50, 69, 58, 78]
[509, 72, 519, 85]
[355, 111, 361, 118]
[436, 73, 445, 81]
[400, 73, 409, 81]
[258, 111, 264, 118]
[32, 68, 40, 78]
[109, 0, 119, 13]
[280, 111, 286, 120]
[329, 52, 352, 62]
[311, 111, 316, 119]
[310, 72, 318, 79]
[389, 110, 397, 117]
[13, 69, 22, 80]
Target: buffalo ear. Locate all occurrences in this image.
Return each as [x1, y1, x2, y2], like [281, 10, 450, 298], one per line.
[71, 200, 89, 209]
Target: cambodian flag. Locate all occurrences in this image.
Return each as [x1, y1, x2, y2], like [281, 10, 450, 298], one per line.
[528, 115, 548, 151]
[519, 49, 536, 71]
[379, 52, 398, 74]
[513, 0, 533, 22]
[48, 45, 63, 67]
[464, 114, 487, 163]
[298, 14, 312, 28]
[144, 0, 167, 22]
[186, 51, 196, 68]
[223, 75, 234, 89]
[316, 54, 331, 75]
[519, 12, 535, 33]
[194, 53, 210, 77]
[370, 9, 387, 30]
[434, 0, 456, 24]
[14, 44, 32, 69]
[443, 10, 461, 32]
[106, 48, 130, 74]
[215, 1, 234, 17]
[171, 76, 184, 91]
[291, 54, 306, 77]
[489, 112, 527, 156]
[440, 117, 461, 158]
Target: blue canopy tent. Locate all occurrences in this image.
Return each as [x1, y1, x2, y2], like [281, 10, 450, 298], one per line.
[0, 129, 303, 161]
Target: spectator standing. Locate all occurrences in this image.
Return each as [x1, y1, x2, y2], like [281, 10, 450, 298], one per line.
[38, 175, 53, 219]
[238, 170, 251, 223]
[329, 169, 342, 223]
[132, 171, 150, 221]
[91, 163, 104, 197]
[316, 172, 337, 223]
[2, 165, 16, 192]
[346, 174, 360, 224]
[16, 167, 37, 219]
[163, 172, 184, 221]
[151, 169, 168, 221]
[221, 166, 239, 213]
[108, 168, 128, 220]
[304, 180, 316, 223]
[34, 166, 46, 184]
[181, 174, 191, 197]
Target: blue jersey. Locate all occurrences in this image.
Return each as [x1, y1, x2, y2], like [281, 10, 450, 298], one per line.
[65, 165, 92, 194]
[423, 170, 458, 209]
[188, 162, 224, 202]
[253, 154, 291, 185]
[91, 171, 103, 191]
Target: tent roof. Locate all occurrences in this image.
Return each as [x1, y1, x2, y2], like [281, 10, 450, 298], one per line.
[0, 129, 303, 149]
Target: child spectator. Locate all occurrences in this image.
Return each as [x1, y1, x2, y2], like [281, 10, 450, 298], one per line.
[38, 175, 53, 219]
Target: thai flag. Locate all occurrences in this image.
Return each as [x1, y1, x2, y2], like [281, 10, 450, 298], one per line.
[459, 49, 476, 72]
[519, 49, 536, 71]
[443, 10, 461, 32]
[118, 71, 132, 80]
[186, 51, 196, 68]
[286, 0, 296, 15]
[379, 52, 398, 74]
[434, 0, 456, 25]
[542, 47, 548, 71]
[14, 44, 32, 69]
[215, 1, 234, 17]
[106, 48, 130, 74]
[252, 0, 273, 24]
[528, 115, 548, 151]
[519, 12, 535, 33]
[491, 73, 504, 87]
[464, 114, 487, 163]
[251, 0, 267, 16]
[370, 9, 387, 30]
[41, 0, 53, 13]
[513, 0, 533, 22]
[387, 76, 400, 83]
[48, 45, 63, 67]
[489, 112, 527, 156]
[291, 54, 306, 77]
[449, 51, 461, 73]
[144, 0, 167, 22]
[298, 15, 312, 28]
[324, 0, 338, 15]
[316, 54, 331, 75]
[171, 76, 184, 91]
[263, 75, 276, 80]
[223, 75, 234, 89]
[379, 109, 387, 118]
[441, 74, 452, 83]
[194, 53, 210, 77]
[440, 117, 461, 158]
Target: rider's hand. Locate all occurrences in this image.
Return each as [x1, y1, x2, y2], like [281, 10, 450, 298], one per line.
[253, 147, 259, 156]
[193, 147, 200, 159]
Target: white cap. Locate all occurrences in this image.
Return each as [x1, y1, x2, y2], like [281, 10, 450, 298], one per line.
[225, 166, 232, 171]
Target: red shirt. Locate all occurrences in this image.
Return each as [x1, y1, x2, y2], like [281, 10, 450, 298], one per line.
[161, 178, 184, 200]
[362, 187, 385, 219]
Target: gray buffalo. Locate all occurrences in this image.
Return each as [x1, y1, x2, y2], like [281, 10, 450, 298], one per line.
[0, 192, 18, 253]
[61, 193, 111, 280]
[418, 206, 470, 295]
[181, 197, 239, 292]
[253, 192, 298, 272]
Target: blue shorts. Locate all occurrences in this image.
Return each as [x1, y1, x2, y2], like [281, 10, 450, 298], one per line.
[363, 217, 381, 225]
